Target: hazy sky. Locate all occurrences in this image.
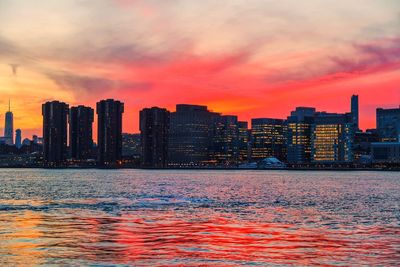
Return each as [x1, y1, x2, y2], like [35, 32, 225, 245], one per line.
[0, 0, 399, 138]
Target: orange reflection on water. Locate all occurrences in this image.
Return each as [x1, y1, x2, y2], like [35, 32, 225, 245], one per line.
[0, 210, 44, 266]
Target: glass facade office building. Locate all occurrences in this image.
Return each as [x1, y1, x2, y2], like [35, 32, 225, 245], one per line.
[209, 115, 239, 166]
[251, 118, 286, 161]
[311, 113, 354, 163]
[286, 107, 316, 164]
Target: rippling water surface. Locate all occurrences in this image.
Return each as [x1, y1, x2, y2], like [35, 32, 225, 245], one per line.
[0, 169, 399, 266]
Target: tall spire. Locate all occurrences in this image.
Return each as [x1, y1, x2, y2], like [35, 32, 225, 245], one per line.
[4, 98, 14, 145]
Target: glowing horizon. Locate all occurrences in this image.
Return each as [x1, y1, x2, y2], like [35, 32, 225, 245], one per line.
[0, 0, 399, 139]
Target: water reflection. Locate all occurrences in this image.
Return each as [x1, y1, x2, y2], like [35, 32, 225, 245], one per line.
[0, 211, 44, 266]
[0, 169, 399, 266]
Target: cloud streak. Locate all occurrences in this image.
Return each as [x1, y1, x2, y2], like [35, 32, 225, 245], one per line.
[46, 71, 152, 99]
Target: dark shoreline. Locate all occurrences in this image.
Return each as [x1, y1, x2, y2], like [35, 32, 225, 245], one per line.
[0, 166, 398, 171]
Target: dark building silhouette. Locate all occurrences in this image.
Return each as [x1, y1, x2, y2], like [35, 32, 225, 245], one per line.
[19, 139, 43, 155]
[168, 104, 218, 167]
[376, 107, 400, 142]
[371, 142, 400, 164]
[353, 131, 379, 163]
[209, 115, 239, 166]
[97, 99, 124, 167]
[15, 129, 22, 149]
[351, 95, 359, 131]
[286, 107, 316, 163]
[42, 101, 69, 166]
[4, 100, 13, 145]
[140, 107, 170, 168]
[311, 112, 354, 163]
[69, 105, 94, 160]
[121, 133, 141, 167]
[238, 121, 250, 163]
[251, 118, 286, 161]
[0, 142, 17, 154]
[122, 133, 141, 157]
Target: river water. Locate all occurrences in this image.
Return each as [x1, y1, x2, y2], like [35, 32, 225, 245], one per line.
[0, 169, 399, 266]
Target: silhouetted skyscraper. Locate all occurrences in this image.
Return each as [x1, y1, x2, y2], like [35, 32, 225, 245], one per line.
[140, 107, 170, 168]
[351, 95, 359, 131]
[15, 129, 21, 149]
[4, 100, 13, 145]
[69, 105, 94, 160]
[97, 99, 124, 167]
[238, 121, 250, 163]
[168, 104, 218, 167]
[42, 101, 69, 166]
[376, 107, 400, 142]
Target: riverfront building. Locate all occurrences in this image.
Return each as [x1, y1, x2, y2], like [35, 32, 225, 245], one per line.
[371, 142, 400, 164]
[42, 101, 69, 166]
[353, 131, 379, 162]
[97, 99, 124, 167]
[376, 107, 400, 142]
[140, 107, 170, 168]
[69, 105, 94, 160]
[311, 112, 354, 163]
[122, 133, 141, 157]
[168, 104, 218, 167]
[238, 121, 250, 163]
[251, 118, 286, 161]
[209, 115, 239, 166]
[286, 107, 316, 164]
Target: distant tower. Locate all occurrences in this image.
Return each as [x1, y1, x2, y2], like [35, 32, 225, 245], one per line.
[351, 95, 359, 131]
[4, 99, 14, 145]
[15, 129, 22, 149]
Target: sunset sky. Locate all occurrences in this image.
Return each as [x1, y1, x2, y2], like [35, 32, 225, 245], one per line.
[0, 0, 399, 138]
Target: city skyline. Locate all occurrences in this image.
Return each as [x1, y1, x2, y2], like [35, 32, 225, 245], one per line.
[1, 95, 399, 140]
[0, 0, 400, 139]
[0, 96, 399, 168]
